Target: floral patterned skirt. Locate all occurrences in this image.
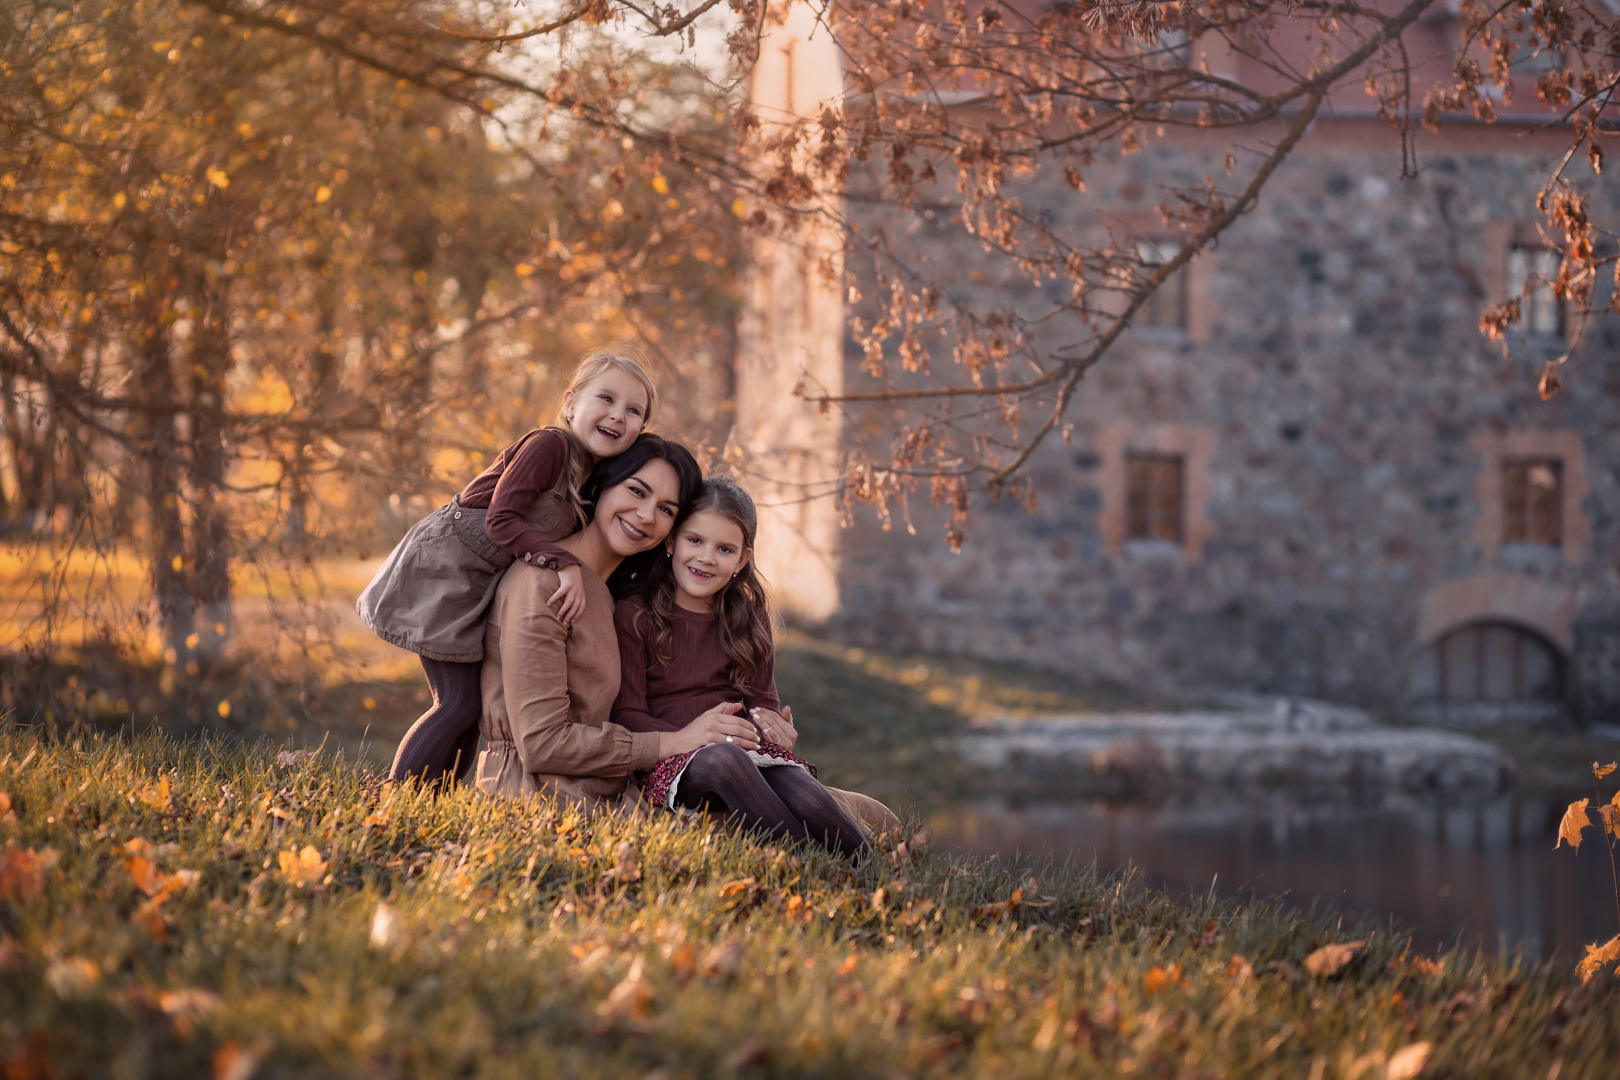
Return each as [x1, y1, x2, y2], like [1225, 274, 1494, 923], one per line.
[640, 741, 817, 811]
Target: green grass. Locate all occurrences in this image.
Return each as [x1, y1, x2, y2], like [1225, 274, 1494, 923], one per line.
[3, 723, 1617, 1079]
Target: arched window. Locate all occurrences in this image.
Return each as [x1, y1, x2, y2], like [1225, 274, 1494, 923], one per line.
[1411, 621, 1563, 702]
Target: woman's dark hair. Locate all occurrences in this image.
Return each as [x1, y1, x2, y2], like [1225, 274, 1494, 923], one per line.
[581, 433, 702, 598]
[636, 476, 774, 698]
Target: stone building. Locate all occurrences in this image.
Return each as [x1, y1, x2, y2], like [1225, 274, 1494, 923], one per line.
[732, 9, 1620, 724]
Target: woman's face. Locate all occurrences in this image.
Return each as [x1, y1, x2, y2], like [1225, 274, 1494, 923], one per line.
[591, 457, 682, 556]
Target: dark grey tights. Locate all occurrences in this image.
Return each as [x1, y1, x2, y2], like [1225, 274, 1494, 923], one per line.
[673, 743, 868, 858]
[388, 657, 481, 786]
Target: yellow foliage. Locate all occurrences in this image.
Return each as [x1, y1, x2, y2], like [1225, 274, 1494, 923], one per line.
[205, 165, 229, 188]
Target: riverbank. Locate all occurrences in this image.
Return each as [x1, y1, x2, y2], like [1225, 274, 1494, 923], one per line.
[2, 724, 1616, 1078]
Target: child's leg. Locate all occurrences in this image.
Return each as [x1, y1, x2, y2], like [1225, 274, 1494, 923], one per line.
[388, 657, 482, 786]
[761, 767, 869, 858]
[672, 744, 813, 847]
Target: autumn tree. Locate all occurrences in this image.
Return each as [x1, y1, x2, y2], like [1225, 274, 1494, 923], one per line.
[0, 0, 742, 704]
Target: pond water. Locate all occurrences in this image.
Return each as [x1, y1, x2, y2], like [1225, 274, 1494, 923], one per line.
[929, 792, 1620, 958]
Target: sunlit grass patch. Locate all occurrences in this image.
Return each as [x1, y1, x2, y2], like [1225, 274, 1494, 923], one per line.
[2, 723, 1616, 1078]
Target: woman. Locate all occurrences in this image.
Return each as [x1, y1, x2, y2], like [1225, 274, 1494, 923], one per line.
[475, 433, 762, 803]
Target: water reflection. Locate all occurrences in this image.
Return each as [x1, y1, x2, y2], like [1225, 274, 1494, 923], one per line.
[930, 792, 1618, 957]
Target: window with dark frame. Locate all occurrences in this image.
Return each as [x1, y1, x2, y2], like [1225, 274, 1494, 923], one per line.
[1506, 245, 1563, 337]
[1136, 239, 1188, 330]
[1429, 622, 1563, 703]
[1502, 457, 1562, 546]
[1126, 453, 1184, 543]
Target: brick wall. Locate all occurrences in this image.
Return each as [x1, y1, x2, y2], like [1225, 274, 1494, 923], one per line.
[816, 119, 1620, 722]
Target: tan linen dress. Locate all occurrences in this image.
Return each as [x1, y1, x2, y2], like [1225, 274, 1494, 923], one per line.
[475, 561, 661, 803]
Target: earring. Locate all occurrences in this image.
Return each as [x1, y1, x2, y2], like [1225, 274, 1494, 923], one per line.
[565, 413, 574, 423]
[731, 571, 738, 578]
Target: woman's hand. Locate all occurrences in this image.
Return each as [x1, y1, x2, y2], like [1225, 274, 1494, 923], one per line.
[547, 564, 586, 626]
[659, 702, 760, 758]
[750, 706, 798, 750]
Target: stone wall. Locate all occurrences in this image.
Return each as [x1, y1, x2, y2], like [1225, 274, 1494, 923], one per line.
[820, 119, 1620, 722]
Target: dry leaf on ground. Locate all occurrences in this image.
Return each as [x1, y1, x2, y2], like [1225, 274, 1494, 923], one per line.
[213, 1040, 262, 1080]
[700, 939, 744, 979]
[1303, 941, 1366, 977]
[1386, 1040, 1432, 1080]
[596, 956, 653, 1021]
[0, 847, 56, 901]
[1556, 800, 1591, 850]
[370, 902, 398, 949]
[137, 776, 171, 809]
[160, 988, 223, 1017]
[44, 957, 101, 997]
[278, 846, 327, 887]
[716, 876, 754, 899]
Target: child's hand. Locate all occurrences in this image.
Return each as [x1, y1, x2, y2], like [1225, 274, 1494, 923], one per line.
[664, 702, 759, 757]
[750, 706, 798, 750]
[547, 564, 586, 626]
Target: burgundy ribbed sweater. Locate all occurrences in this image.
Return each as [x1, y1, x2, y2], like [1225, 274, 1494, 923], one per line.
[611, 596, 780, 733]
[457, 427, 582, 570]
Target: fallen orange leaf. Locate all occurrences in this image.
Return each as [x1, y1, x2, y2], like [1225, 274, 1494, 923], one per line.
[717, 876, 755, 899]
[1386, 1040, 1432, 1080]
[0, 848, 55, 901]
[278, 846, 327, 887]
[1303, 941, 1366, 977]
[138, 776, 171, 809]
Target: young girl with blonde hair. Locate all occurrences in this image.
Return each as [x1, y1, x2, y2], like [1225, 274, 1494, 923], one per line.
[361, 345, 657, 786]
[612, 477, 869, 857]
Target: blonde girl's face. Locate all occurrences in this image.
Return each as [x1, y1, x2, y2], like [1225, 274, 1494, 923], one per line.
[563, 367, 650, 458]
[591, 458, 682, 557]
[668, 510, 749, 610]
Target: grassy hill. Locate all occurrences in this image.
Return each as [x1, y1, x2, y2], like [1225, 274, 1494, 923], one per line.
[2, 723, 1616, 1078]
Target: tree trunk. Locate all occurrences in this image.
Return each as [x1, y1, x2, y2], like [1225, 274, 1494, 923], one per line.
[134, 309, 195, 671]
[187, 286, 233, 669]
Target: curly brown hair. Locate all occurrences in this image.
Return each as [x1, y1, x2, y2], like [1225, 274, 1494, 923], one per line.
[636, 477, 774, 698]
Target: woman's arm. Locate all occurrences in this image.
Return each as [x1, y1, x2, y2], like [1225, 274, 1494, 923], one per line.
[498, 575, 659, 779]
[484, 429, 582, 571]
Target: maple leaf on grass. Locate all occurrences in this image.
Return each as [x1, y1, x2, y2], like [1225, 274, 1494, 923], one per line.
[1555, 799, 1591, 850]
[1303, 940, 1366, 977]
[279, 846, 328, 888]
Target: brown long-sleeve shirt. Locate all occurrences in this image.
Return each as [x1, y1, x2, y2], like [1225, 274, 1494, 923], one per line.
[476, 562, 661, 803]
[458, 427, 583, 571]
[610, 597, 781, 734]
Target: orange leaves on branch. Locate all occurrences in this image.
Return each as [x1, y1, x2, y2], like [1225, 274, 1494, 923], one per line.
[1555, 799, 1591, 850]
[1576, 934, 1620, 984]
[1592, 761, 1616, 779]
[277, 845, 327, 888]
